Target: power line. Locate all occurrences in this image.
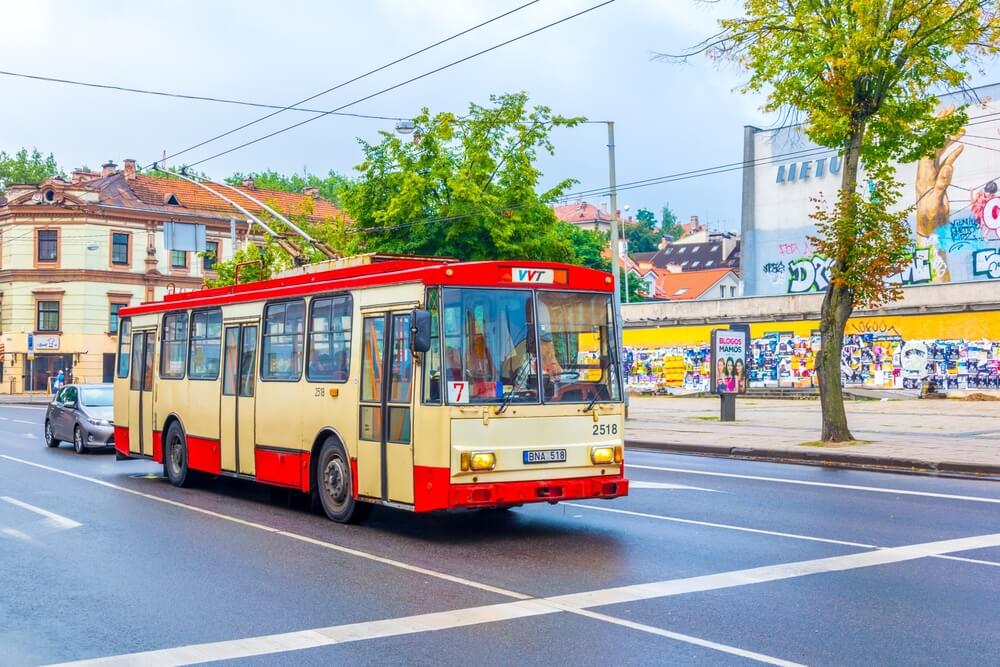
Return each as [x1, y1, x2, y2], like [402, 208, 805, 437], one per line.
[0, 70, 400, 122]
[176, 0, 618, 170]
[152, 0, 544, 169]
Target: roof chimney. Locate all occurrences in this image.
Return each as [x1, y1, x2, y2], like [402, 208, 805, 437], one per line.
[303, 186, 319, 198]
[102, 160, 117, 177]
[123, 159, 137, 181]
[689, 214, 699, 227]
[242, 177, 255, 190]
[71, 169, 98, 184]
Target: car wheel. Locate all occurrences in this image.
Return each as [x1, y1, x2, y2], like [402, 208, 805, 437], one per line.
[316, 437, 370, 524]
[73, 426, 87, 454]
[164, 422, 193, 487]
[44, 420, 59, 448]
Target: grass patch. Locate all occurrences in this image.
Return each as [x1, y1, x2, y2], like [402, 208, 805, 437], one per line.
[798, 439, 871, 448]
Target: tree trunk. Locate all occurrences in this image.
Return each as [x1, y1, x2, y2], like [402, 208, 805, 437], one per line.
[816, 123, 865, 442]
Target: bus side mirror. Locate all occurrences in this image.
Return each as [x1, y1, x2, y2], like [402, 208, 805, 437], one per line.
[411, 309, 432, 353]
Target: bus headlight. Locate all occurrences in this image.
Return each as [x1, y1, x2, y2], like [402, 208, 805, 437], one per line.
[591, 446, 615, 465]
[461, 451, 496, 471]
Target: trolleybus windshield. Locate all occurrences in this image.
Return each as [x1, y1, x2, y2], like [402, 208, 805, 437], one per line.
[439, 288, 620, 405]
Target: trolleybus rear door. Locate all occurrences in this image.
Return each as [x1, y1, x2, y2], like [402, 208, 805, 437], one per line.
[127, 330, 155, 457]
[359, 311, 414, 504]
[220, 323, 258, 475]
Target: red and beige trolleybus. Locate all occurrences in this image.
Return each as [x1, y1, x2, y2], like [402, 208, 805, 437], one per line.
[113, 255, 628, 523]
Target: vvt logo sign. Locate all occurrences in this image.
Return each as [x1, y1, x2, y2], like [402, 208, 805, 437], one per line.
[512, 268, 555, 284]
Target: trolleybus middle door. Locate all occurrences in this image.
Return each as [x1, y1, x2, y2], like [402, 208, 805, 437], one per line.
[220, 323, 258, 475]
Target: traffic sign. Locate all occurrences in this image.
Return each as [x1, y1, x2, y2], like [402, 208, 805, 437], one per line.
[27, 332, 34, 353]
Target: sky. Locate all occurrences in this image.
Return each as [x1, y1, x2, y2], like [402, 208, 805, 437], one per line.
[2, 0, 998, 233]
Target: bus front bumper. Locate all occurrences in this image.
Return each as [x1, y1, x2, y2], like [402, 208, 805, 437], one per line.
[445, 474, 628, 510]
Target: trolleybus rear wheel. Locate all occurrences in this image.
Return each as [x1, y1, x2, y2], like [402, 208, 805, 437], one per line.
[164, 422, 193, 487]
[316, 437, 370, 524]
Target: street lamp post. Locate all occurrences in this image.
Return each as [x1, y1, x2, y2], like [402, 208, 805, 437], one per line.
[605, 121, 627, 416]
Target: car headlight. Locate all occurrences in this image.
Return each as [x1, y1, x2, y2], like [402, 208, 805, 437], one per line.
[87, 418, 113, 426]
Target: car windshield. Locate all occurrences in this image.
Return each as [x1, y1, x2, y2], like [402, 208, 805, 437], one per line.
[80, 387, 113, 407]
[439, 288, 621, 405]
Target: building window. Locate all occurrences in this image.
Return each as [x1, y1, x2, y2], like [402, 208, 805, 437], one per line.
[188, 309, 223, 379]
[730, 286, 736, 297]
[203, 241, 219, 272]
[37, 230, 58, 262]
[262, 300, 305, 381]
[109, 303, 127, 334]
[37, 301, 60, 331]
[720, 285, 726, 298]
[171, 250, 187, 269]
[307, 295, 352, 383]
[160, 312, 189, 378]
[111, 232, 130, 265]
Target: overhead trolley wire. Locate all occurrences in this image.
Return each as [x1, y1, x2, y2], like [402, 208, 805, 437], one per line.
[172, 0, 618, 170]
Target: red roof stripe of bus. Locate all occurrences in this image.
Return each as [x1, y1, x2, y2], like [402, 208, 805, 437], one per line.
[121, 261, 614, 317]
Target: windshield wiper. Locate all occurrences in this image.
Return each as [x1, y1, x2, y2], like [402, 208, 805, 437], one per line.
[497, 353, 533, 414]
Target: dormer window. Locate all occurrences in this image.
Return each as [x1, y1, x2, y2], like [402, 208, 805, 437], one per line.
[44, 189, 55, 203]
[165, 194, 181, 206]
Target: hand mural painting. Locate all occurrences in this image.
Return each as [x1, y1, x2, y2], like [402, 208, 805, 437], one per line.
[915, 113, 965, 283]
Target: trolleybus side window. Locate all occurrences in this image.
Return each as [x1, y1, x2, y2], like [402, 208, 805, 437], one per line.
[422, 288, 442, 404]
[188, 309, 223, 380]
[306, 295, 352, 383]
[117, 319, 132, 378]
[262, 300, 305, 381]
[222, 328, 239, 396]
[130, 332, 144, 390]
[160, 312, 189, 379]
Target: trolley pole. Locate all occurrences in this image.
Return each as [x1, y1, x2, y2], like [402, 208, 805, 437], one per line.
[606, 121, 628, 417]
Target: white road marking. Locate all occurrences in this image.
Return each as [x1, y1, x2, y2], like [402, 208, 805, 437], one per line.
[549, 531, 1000, 610]
[628, 464, 1000, 504]
[1, 527, 34, 541]
[565, 502, 876, 548]
[0, 495, 81, 529]
[0, 455, 527, 601]
[629, 480, 722, 492]
[53, 530, 1000, 667]
[13, 419, 36, 425]
[936, 554, 1000, 568]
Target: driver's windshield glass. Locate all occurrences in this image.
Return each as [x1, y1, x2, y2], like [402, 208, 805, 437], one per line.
[442, 288, 538, 404]
[537, 291, 621, 403]
[80, 387, 113, 407]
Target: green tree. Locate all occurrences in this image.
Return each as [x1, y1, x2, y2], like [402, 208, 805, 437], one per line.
[675, 1, 1000, 441]
[624, 208, 662, 253]
[660, 204, 683, 241]
[225, 169, 351, 206]
[0, 148, 62, 194]
[341, 92, 584, 262]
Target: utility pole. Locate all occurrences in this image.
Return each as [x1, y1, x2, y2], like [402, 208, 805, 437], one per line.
[606, 121, 627, 415]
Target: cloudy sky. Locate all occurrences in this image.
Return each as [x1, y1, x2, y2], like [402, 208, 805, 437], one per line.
[2, 0, 998, 231]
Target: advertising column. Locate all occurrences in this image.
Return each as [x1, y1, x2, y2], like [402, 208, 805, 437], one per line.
[711, 329, 748, 421]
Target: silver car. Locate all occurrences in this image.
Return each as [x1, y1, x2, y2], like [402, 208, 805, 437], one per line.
[44, 384, 115, 454]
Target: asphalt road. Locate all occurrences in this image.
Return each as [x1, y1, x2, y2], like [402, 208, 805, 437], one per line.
[1, 404, 999, 666]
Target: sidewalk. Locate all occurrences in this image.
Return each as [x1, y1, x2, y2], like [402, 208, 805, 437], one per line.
[0, 394, 53, 405]
[626, 396, 1000, 477]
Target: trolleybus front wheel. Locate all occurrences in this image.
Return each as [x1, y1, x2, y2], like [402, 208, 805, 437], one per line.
[164, 422, 194, 487]
[316, 437, 371, 524]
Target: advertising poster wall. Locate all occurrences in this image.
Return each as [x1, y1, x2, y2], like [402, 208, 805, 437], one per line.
[743, 84, 1000, 296]
[710, 329, 748, 394]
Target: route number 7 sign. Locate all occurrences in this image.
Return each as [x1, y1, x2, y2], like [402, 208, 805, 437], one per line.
[447, 381, 469, 404]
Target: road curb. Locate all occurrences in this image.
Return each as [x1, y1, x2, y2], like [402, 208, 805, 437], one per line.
[627, 439, 1000, 479]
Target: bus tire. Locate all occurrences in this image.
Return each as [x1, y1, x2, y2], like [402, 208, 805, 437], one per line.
[316, 437, 369, 524]
[164, 422, 193, 488]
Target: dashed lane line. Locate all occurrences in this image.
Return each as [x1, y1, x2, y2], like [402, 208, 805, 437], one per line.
[13, 419, 36, 425]
[628, 463, 1000, 504]
[52, 531, 1000, 667]
[0, 454, 528, 601]
[1, 495, 81, 529]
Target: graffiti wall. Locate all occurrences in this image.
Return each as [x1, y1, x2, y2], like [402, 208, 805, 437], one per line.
[744, 85, 1000, 296]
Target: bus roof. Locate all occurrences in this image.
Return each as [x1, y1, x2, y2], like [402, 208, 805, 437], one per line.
[121, 258, 615, 317]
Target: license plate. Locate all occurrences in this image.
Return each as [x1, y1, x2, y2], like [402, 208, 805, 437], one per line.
[523, 449, 567, 464]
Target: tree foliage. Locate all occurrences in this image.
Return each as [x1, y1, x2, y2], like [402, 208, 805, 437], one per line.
[0, 148, 62, 194]
[341, 92, 585, 262]
[625, 208, 663, 253]
[225, 169, 351, 206]
[660, 204, 682, 241]
[677, 0, 1000, 441]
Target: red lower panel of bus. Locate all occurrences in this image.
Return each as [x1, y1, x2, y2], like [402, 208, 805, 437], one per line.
[187, 436, 221, 475]
[255, 448, 307, 489]
[413, 466, 629, 512]
[113, 427, 130, 457]
[152, 431, 163, 464]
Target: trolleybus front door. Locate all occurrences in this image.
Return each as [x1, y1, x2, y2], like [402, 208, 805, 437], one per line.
[127, 330, 155, 457]
[220, 324, 258, 475]
[359, 311, 414, 504]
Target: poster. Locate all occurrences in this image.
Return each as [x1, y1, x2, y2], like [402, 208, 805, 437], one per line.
[711, 329, 748, 394]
